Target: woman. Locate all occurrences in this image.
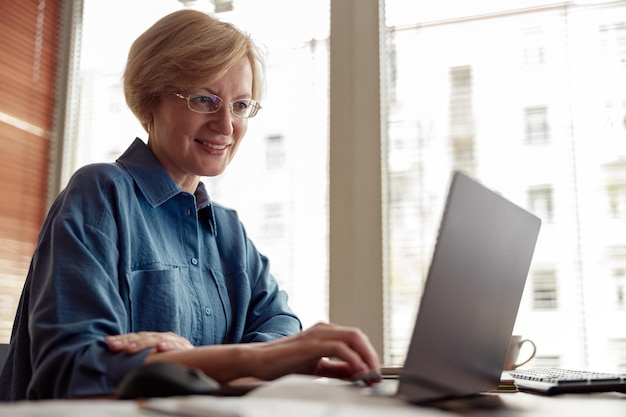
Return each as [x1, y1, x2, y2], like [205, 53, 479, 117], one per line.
[0, 10, 380, 400]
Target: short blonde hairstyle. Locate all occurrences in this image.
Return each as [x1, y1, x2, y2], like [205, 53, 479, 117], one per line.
[124, 9, 264, 131]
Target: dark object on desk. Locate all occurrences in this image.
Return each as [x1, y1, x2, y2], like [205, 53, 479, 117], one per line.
[508, 368, 626, 395]
[0, 343, 8, 371]
[116, 362, 220, 399]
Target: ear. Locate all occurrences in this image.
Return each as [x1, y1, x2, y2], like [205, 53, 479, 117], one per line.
[144, 114, 154, 133]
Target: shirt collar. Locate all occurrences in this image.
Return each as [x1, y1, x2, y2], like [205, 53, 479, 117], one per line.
[116, 138, 217, 234]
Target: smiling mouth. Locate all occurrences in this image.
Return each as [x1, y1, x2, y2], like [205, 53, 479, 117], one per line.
[195, 138, 228, 150]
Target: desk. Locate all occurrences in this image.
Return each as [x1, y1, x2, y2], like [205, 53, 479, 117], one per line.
[1, 376, 624, 417]
[428, 391, 626, 416]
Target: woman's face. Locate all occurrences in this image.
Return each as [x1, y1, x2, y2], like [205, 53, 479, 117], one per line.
[148, 57, 253, 192]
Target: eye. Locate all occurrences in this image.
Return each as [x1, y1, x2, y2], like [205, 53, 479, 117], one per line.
[189, 94, 222, 113]
[233, 100, 261, 118]
[190, 94, 221, 110]
[233, 100, 250, 111]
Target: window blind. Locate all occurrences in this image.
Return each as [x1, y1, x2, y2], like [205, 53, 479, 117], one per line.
[0, 0, 60, 342]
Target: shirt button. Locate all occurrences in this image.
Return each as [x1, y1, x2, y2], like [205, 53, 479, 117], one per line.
[187, 208, 192, 216]
[205, 307, 211, 316]
[190, 258, 198, 265]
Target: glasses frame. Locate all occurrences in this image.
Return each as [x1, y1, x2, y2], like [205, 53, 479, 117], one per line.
[173, 92, 261, 118]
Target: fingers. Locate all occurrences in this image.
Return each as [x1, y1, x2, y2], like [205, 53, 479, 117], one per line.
[254, 322, 381, 382]
[314, 359, 381, 385]
[106, 332, 194, 355]
[303, 322, 381, 375]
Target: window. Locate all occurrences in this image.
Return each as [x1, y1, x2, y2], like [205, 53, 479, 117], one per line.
[607, 182, 626, 218]
[609, 338, 626, 373]
[524, 106, 549, 144]
[449, 66, 475, 174]
[522, 26, 546, 66]
[261, 203, 285, 240]
[449, 66, 474, 137]
[528, 186, 554, 222]
[599, 20, 626, 67]
[532, 270, 558, 310]
[265, 135, 285, 170]
[384, 0, 626, 372]
[6, 0, 625, 375]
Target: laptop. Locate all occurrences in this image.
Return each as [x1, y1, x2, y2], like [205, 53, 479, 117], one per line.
[121, 171, 542, 403]
[381, 171, 541, 403]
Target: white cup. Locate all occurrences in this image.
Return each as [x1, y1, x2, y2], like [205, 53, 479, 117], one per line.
[503, 335, 537, 370]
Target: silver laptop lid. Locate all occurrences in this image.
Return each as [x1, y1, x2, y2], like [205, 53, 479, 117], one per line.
[397, 171, 541, 403]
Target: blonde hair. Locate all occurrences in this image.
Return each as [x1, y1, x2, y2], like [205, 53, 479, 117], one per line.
[124, 9, 264, 131]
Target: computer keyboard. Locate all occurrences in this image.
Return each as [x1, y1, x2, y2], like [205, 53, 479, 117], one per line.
[508, 368, 626, 395]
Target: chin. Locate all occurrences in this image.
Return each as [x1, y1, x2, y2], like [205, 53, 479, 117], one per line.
[202, 168, 228, 177]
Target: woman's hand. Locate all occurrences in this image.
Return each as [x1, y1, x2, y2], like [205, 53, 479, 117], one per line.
[106, 331, 193, 355]
[251, 322, 382, 384]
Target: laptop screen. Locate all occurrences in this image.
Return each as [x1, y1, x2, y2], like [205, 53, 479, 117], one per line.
[397, 171, 541, 403]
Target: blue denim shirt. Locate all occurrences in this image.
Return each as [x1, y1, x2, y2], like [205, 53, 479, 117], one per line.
[0, 138, 302, 400]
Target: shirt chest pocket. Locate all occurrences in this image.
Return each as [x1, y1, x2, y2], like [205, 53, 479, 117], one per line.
[126, 268, 198, 336]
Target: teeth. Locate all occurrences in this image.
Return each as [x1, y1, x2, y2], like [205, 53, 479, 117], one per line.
[196, 139, 226, 150]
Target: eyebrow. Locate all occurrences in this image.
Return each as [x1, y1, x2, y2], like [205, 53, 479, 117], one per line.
[190, 88, 253, 100]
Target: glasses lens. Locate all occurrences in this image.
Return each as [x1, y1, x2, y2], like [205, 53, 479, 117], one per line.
[188, 93, 222, 113]
[231, 99, 260, 118]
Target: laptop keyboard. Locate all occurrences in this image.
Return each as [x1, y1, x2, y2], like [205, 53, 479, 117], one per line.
[508, 368, 626, 395]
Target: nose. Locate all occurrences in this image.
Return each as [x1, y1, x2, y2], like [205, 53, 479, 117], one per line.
[208, 106, 235, 136]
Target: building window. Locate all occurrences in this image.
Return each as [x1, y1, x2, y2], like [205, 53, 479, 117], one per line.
[599, 20, 626, 67]
[607, 183, 626, 219]
[528, 186, 554, 222]
[449, 66, 474, 136]
[532, 270, 558, 310]
[265, 135, 285, 170]
[261, 203, 285, 240]
[521, 26, 546, 66]
[524, 106, 549, 144]
[609, 338, 626, 373]
[449, 66, 475, 174]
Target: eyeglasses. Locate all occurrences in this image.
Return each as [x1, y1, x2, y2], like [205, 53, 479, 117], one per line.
[173, 92, 261, 118]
